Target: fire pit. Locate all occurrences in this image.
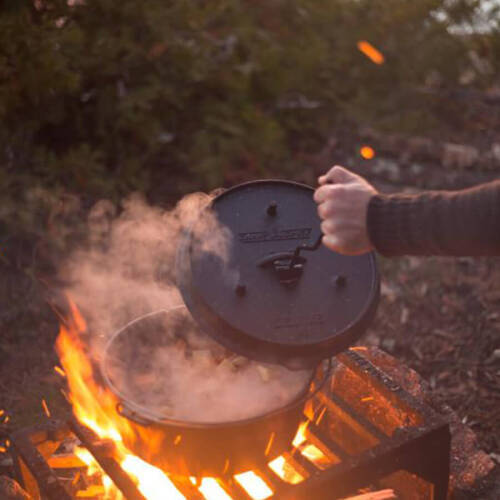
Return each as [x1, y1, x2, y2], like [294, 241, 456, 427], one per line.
[7, 349, 451, 500]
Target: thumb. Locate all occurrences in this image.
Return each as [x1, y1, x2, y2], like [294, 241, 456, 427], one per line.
[320, 165, 359, 185]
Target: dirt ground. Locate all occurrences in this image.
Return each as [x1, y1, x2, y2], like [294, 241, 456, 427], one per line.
[0, 144, 499, 474]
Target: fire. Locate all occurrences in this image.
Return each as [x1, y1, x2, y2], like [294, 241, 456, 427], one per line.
[357, 40, 385, 65]
[268, 455, 304, 485]
[57, 297, 186, 500]
[121, 455, 186, 500]
[291, 420, 332, 470]
[234, 471, 272, 500]
[198, 478, 232, 500]
[56, 297, 334, 499]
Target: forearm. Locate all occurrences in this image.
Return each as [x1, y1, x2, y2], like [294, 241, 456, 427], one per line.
[367, 180, 500, 257]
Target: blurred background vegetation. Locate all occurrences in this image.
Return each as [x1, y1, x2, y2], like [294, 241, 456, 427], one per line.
[0, 0, 499, 255]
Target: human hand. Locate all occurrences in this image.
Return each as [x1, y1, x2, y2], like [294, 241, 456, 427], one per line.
[313, 165, 377, 255]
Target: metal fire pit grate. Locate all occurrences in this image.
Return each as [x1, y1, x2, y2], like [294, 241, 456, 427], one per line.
[7, 350, 451, 500]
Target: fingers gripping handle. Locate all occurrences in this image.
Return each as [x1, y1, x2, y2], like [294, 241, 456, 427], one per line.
[288, 179, 333, 267]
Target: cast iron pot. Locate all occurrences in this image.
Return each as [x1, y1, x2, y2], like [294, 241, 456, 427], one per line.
[101, 307, 329, 476]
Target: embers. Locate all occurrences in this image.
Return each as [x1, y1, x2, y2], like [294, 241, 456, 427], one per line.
[6, 350, 451, 500]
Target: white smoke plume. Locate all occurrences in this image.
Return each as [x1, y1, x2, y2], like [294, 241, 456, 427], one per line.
[60, 191, 312, 423]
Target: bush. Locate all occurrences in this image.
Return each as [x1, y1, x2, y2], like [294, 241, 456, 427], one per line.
[0, 0, 495, 237]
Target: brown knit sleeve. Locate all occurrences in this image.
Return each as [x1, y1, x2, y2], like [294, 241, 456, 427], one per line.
[366, 180, 500, 256]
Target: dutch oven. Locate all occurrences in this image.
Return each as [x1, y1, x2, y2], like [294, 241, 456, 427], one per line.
[101, 306, 330, 476]
[102, 179, 379, 476]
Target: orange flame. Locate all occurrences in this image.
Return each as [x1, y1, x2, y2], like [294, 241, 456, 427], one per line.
[57, 296, 328, 499]
[57, 297, 186, 500]
[357, 40, 385, 65]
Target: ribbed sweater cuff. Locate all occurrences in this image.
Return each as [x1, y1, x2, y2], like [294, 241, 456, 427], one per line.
[367, 181, 500, 257]
[367, 194, 421, 257]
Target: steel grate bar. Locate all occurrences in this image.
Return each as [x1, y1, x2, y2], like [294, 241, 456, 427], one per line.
[338, 350, 425, 424]
[69, 416, 147, 500]
[224, 477, 256, 500]
[256, 465, 288, 491]
[288, 448, 319, 477]
[305, 422, 348, 462]
[316, 390, 387, 444]
[169, 476, 206, 500]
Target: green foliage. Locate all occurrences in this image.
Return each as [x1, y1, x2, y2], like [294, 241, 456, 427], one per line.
[0, 0, 497, 238]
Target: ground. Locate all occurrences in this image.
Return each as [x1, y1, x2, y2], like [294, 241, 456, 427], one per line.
[0, 141, 499, 475]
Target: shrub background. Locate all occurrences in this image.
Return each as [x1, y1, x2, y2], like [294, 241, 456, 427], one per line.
[0, 0, 498, 245]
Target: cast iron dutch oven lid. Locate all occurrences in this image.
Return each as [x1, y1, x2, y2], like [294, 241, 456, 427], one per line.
[176, 180, 379, 368]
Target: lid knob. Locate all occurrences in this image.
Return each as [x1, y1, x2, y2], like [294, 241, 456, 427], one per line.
[266, 201, 278, 216]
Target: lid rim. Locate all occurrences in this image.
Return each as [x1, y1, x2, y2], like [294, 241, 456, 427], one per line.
[176, 179, 380, 367]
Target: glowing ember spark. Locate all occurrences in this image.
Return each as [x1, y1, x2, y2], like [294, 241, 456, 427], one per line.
[268, 455, 304, 484]
[360, 146, 376, 160]
[60, 389, 70, 402]
[41, 399, 51, 418]
[361, 396, 374, 402]
[4, 416, 10, 424]
[198, 478, 232, 500]
[315, 406, 327, 425]
[0, 447, 6, 453]
[264, 432, 275, 456]
[54, 365, 66, 377]
[174, 434, 182, 445]
[234, 471, 273, 500]
[357, 40, 385, 65]
[0, 410, 4, 417]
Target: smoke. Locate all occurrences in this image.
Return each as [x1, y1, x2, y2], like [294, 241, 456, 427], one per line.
[61, 191, 221, 347]
[60, 191, 311, 423]
[104, 307, 312, 423]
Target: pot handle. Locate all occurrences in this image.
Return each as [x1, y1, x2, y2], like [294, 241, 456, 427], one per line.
[116, 402, 153, 427]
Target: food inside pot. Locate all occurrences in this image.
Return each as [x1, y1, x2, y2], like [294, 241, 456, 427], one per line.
[104, 307, 313, 424]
